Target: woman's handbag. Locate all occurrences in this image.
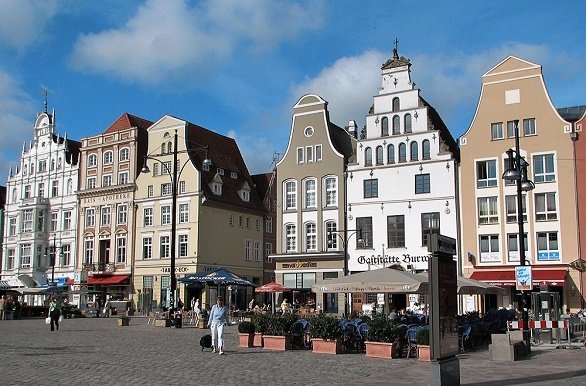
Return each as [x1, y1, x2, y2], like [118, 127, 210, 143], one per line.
[45, 317, 51, 324]
[58, 315, 64, 323]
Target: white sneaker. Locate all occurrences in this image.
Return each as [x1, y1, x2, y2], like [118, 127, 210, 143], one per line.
[219, 350, 224, 355]
[211, 347, 216, 353]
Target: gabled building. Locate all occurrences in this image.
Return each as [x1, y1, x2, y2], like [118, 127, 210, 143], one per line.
[346, 49, 459, 313]
[251, 170, 277, 289]
[76, 113, 152, 305]
[460, 56, 579, 311]
[2, 107, 80, 297]
[133, 116, 265, 312]
[270, 94, 356, 314]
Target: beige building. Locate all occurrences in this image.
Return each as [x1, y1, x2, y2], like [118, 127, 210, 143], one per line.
[133, 115, 265, 312]
[459, 56, 579, 311]
[271, 94, 356, 314]
[76, 113, 151, 305]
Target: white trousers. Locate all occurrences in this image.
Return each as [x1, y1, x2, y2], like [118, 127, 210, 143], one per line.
[210, 322, 225, 349]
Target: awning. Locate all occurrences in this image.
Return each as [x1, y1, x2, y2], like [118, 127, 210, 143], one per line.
[88, 275, 130, 285]
[0, 280, 11, 289]
[470, 269, 567, 287]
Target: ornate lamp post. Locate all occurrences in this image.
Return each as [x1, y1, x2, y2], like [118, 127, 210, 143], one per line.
[44, 235, 64, 286]
[502, 119, 535, 352]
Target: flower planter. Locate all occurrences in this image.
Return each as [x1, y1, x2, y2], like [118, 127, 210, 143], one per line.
[311, 339, 342, 355]
[238, 333, 255, 348]
[417, 345, 431, 361]
[254, 333, 264, 347]
[365, 341, 396, 359]
[262, 335, 291, 351]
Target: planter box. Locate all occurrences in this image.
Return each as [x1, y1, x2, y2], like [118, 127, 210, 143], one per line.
[263, 335, 291, 351]
[365, 341, 396, 359]
[311, 338, 342, 355]
[155, 319, 173, 327]
[254, 333, 264, 347]
[239, 333, 255, 348]
[418, 345, 431, 361]
[118, 318, 130, 326]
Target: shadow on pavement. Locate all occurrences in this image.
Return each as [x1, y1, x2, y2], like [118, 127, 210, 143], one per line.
[465, 369, 586, 386]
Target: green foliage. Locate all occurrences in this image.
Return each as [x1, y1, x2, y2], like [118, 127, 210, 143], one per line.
[253, 313, 272, 334]
[264, 313, 298, 336]
[61, 303, 82, 319]
[238, 320, 256, 334]
[309, 313, 343, 341]
[358, 314, 371, 323]
[416, 327, 430, 345]
[366, 313, 399, 343]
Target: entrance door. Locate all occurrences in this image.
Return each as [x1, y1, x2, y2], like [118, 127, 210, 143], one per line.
[99, 239, 110, 271]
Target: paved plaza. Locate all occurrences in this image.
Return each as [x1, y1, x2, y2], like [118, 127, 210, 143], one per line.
[0, 317, 585, 385]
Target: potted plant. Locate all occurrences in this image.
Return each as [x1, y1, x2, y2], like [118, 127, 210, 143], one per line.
[237, 321, 256, 348]
[118, 315, 130, 326]
[309, 313, 343, 354]
[263, 313, 298, 351]
[416, 327, 431, 361]
[364, 314, 399, 359]
[253, 313, 271, 347]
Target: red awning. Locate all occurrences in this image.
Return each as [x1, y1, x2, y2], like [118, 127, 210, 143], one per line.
[470, 270, 567, 287]
[66, 278, 74, 285]
[87, 275, 130, 285]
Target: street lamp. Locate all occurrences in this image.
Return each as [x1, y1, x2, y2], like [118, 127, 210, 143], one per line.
[44, 235, 64, 286]
[141, 129, 211, 324]
[327, 229, 364, 316]
[502, 119, 535, 352]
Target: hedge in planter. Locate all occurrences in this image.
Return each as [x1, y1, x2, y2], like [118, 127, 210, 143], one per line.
[309, 313, 343, 354]
[252, 313, 272, 347]
[262, 313, 298, 351]
[364, 314, 400, 359]
[416, 327, 431, 361]
[238, 321, 256, 348]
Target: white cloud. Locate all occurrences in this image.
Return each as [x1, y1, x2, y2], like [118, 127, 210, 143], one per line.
[69, 0, 324, 86]
[225, 129, 276, 174]
[0, 0, 59, 50]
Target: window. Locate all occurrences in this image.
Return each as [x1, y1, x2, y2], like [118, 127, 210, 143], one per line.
[505, 195, 527, 223]
[118, 172, 129, 185]
[116, 235, 126, 263]
[507, 233, 528, 262]
[37, 210, 45, 232]
[306, 146, 314, 163]
[84, 238, 94, 264]
[63, 211, 72, 230]
[119, 148, 130, 161]
[476, 160, 497, 188]
[85, 209, 95, 227]
[229, 214, 234, 227]
[404, 114, 412, 133]
[20, 244, 32, 268]
[144, 207, 153, 226]
[245, 240, 252, 260]
[356, 217, 372, 248]
[325, 221, 337, 250]
[422, 140, 431, 160]
[8, 217, 16, 236]
[479, 235, 500, 263]
[117, 204, 128, 225]
[24, 185, 31, 198]
[533, 154, 555, 183]
[162, 161, 172, 175]
[179, 181, 186, 194]
[364, 147, 373, 166]
[421, 212, 440, 246]
[376, 146, 384, 164]
[305, 223, 317, 251]
[392, 97, 400, 112]
[212, 182, 222, 195]
[239, 216, 243, 228]
[86, 177, 96, 190]
[179, 235, 188, 257]
[410, 141, 418, 161]
[161, 205, 171, 225]
[153, 163, 159, 176]
[160, 235, 170, 258]
[266, 217, 273, 233]
[254, 241, 261, 261]
[285, 181, 296, 210]
[101, 207, 111, 226]
[143, 276, 154, 291]
[102, 174, 112, 187]
[507, 120, 517, 138]
[304, 179, 316, 208]
[52, 181, 59, 197]
[67, 179, 73, 195]
[387, 144, 395, 164]
[179, 203, 189, 223]
[7, 249, 15, 270]
[51, 159, 55, 171]
[523, 118, 536, 136]
[477, 197, 498, 224]
[22, 209, 33, 232]
[142, 237, 153, 260]
[147, 185, 154, 197]
[255, 219, 260, 231]
[537, 232, 559, 261]
[297, 147, 304, 164]
[246, 217, 250, 229]
[491, 122, 504, 140]
[387, 215, 405, 248]
[161, 183, 172, 196]
[392, 115, 401, 135]
[265, 243, 273, 260]
[535, 192, 557, 221]
[325, 177, 337, 206]
[398, 143, 406, 162]
[37, 183, 45, 198]
[415, 174, 430, 194]
[285, 224, 296, 252]
[88, 154, 97, 167]
[364, 179, 378, 198]
[103, 150, 113, 165]
[315, 145, 322, 161]
[381, 116, 389, 136]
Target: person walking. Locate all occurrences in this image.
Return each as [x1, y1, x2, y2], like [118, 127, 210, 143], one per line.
[207, 296, 228, 355]
[95, 298, 101, 318]
[0, 295, 6, 320]
[191, 298, 200, 325]
[103, 298, 111, 318]
[48, 297, 61, 331]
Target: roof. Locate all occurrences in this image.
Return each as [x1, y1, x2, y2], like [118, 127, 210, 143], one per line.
[557, 105, 586, 123]
[51, 133, 81, 166]
[104, 113, 153, 133]
[419, 97, 460, 161]
[381, 48, 411, 70]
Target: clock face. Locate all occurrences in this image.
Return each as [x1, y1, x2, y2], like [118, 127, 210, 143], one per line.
[304, 126, 314, 137]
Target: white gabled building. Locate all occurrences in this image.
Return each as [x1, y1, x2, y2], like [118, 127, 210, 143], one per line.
[2, 107, 80, 299]
[346, 49, 460, 313]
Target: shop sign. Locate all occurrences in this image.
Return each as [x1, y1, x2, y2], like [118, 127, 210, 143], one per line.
[161, 266, 189, 273]
[282, 261, 318, 269]
[515, 266, 532, 291]
[83, 192, 130, 204]
[357, 253, 430, 268]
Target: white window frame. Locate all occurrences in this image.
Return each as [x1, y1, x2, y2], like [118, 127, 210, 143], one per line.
[304, 178, 317, 209]
[254, 240, 261, 261]
[22, 209, 33, 232]
[116, 235, 127, 263]
[491, 122, 504, 140]
[142, 237, 153, 260]
[161, 205, 171, 225]
[306, 146, 314, 163]
[285, 224, 296, 253]
[102, 174, 112, 187]
[305, 222, 317, 252]
[479, 234, 500, 263]
[161, 183, 172, 196]
[245, 240, 252, 261]
[118, 171, 129, 185]
[85, 208, 95, 227]
[103, 150, 113, 165]
[266, 217, 273, 233]
[84, 238, 94, 264]
[51, 180, 59, 197]
[160, 235, 170, 259]
[144, 207, 153, 226]
[147, 185, 154, 197]
[179, 234, 188, 258]
[533, 153, 555, 183]
[86, 177, 96, 190]
[523, 118, 536, 136]
[476, 160, 497, 188]
[20, 244, 32, 268]
[117, 204, 128, 225]
[8, 217, 17, 236]
[63, 210, 72, 230]
[505, 195, 527, 223]
[119, 147, 130, 162]
[478, 197, 499, 224]
[535, 192, 557, 221]
[315, 145, 322, 161]
[88, 154, 97, 167]
[285, 180, 297, 210]
[101, 207, 111, 226]
[179, 203, 189, 223]
[537, 232, 559, 261]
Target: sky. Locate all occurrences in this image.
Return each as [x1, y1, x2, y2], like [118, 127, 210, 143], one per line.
[0, 0, 585, 179]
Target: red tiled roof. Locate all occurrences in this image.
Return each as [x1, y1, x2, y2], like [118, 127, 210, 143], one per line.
[104, 113, 153, 134]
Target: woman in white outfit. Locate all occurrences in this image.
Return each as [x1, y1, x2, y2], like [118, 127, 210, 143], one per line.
[190, 298, 200, 324]
[207, 296, 228, 354]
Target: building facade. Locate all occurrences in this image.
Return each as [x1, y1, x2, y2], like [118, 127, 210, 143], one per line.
[460, 56, 580, 311]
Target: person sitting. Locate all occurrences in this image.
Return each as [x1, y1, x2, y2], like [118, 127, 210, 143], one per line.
[281, 299, 290, 313]
[388, 308, 398, 321]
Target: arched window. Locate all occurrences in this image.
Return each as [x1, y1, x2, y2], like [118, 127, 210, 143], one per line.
[387, 144, 395, 164]
[392, 115, 401, 135]
[399, 143, 407, 162]
[325, 221, 338, 250]
[305, 222, 317, 251]
[376, 146, 384, 165]
[161, 142, 166, 154]
[404, 114, 412, 133]
[284, 180, 297, 210]
[12, 188, 17, 203]
[392, 97, 400, 112]
[103, 151, 113, 165]
[381, 117, 389, 136]
[88, 154, 97, 167]
[167, 142, 173, 154]
[119, 148, 130, 162]
[422, 140, 431, 160]
[410, 141, 418, 161]
[67, 179, 73, 195]
[364, 147, 373, 166]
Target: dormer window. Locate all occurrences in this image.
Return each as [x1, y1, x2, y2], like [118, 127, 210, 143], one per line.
[242, 191, 250, 202]
[231, 172, 237, 179]
[238, 181, 252, 202]
[217, 168, 224, 175]
[212, 182, 222, 195]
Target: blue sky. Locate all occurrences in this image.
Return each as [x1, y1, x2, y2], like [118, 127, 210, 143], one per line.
[0, 0, 585, 178]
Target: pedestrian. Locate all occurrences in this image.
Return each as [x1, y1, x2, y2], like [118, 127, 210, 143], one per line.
[48, 296, 61, 331]
[95, 297, 101, 318]
[104, 298, 111, 318]
[0, 295, 6, 320]
[191, 298, 200, 325]
[207, 296, 228, 355]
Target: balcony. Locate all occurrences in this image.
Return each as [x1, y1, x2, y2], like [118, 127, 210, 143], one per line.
[20, 197, 49, 207]
[83, 262, 116, 273]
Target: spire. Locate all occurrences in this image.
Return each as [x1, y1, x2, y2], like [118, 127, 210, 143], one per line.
[41, 89, 48, 114]
[9, 166, 12, 178]
[393, 38, 399, 60]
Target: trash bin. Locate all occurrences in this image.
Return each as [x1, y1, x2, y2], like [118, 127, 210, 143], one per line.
[175, 314, 182, 328]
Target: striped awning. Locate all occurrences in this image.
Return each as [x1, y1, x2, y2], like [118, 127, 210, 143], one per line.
[0, 280, 11, 290]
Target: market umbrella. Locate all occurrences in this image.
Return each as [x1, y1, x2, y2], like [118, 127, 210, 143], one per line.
[416, 273, 505, 295]
[255, 281, 291, 314]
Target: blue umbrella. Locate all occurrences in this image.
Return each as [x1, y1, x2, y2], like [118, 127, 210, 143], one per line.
[179, 267, 255, 286]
